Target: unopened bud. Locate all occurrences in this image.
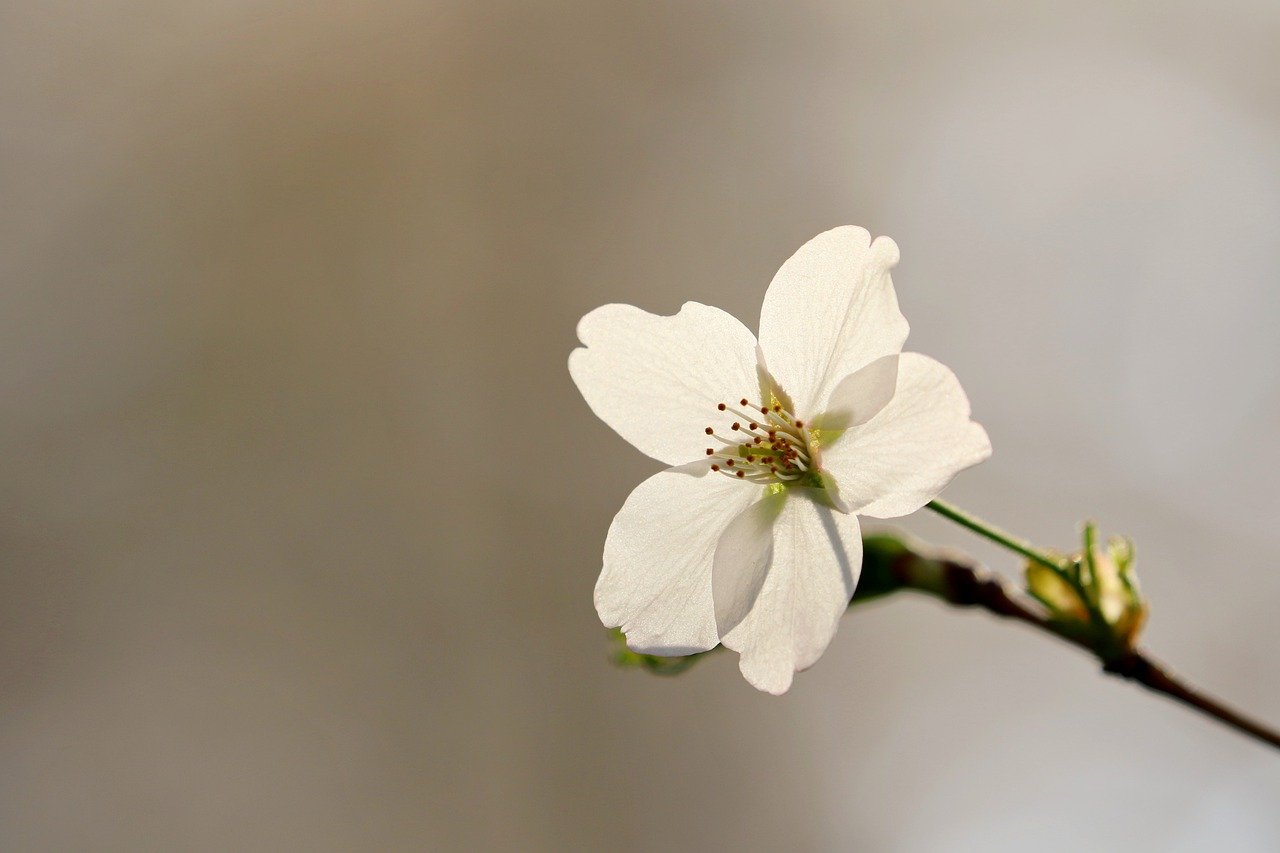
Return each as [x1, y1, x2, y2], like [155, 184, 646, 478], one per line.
[1025, 524, 1146, 657]
[1088, 534, 1146, 648]
[1027, 560, 1089, 621]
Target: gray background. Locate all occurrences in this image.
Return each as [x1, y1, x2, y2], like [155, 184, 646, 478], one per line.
[2, 1, 1278, 850]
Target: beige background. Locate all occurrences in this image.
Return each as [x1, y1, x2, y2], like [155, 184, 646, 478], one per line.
[3, 1, 1279, 850]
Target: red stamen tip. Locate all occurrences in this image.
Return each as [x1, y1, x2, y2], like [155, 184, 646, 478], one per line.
[706, 448, 714, 455]
[725, 459, 735, 467]
[711, 464, 720, 471]
[736, 471, 745, 478]
[731, 422, 740, 430]
[717, 403, 727, 411]
[705, 427, 714, 435]
[795, 420, 804, 428]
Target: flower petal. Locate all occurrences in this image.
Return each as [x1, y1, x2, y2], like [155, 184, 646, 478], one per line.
[821, 353, 992, 519]
[712, 490, 786, 637]
[569, 302, 760, 466]
[720, 493, 862, 694]
[810, 354, 899, 434]
[596, 463, 761, 655]
[758, 227, 909, 415]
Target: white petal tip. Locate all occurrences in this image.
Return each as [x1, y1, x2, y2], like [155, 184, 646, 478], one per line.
[869, 235, 900, 268]
[973, 423, 994, 463]
[626, 637, 711, 658]
[741, 660, 794, 695]
[600, 614, 713, 658]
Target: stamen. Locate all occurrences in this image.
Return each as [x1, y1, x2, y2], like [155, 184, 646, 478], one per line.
[703, 393, 815, 487]
[772, 430, 806, 450]
[724, 402, 770, 428]
[765, 408, 793, 428]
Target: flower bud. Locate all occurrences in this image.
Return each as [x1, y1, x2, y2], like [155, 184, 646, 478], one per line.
[1025, 525, 1146, 657]
[1026, 560, 1089, 621]
[1087, 534, 1146, 648]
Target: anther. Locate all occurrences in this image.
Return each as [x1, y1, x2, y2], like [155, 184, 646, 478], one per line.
[736, 471, 745, 478]
[717, 403, 727, 411]
[795, 420, 804, 428]
[749, 422, 758, 430]
[740, 398, 749, 406]
[705, 427, 713, 435]
[725, 459, 735, 467]
[706, 448, 714, 455]
[711, 464, 720, 471]
[731, 422, 740, 431]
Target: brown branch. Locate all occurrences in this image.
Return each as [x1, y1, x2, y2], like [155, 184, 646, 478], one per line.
[614, 532, 1280, 751]
[869, 533, 1280, 751]
[1102, 655, 1280, 749]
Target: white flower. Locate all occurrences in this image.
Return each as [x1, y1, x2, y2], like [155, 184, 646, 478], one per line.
[569, 227, 991, 693]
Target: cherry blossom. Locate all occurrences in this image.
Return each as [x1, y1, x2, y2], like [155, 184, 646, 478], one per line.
[570, 227, 991, 693]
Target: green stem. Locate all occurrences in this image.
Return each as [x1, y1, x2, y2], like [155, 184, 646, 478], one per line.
[926, 498, 1063, 571]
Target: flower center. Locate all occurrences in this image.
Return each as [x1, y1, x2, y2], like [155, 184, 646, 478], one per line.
[703, 397, 818, 486]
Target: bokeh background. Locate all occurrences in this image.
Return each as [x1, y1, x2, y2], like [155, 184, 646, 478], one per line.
[3, 1, 1279, 849]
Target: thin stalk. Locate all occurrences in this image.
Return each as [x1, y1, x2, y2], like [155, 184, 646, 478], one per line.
[926, 498, 1063, 571]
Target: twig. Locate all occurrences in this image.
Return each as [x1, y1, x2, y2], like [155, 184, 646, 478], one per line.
[616, 532, 1280, 751]
[867, 532, 1280, 751]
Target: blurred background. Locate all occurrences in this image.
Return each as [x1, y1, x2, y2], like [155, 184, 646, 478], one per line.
[2, 1, 1279, 849]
